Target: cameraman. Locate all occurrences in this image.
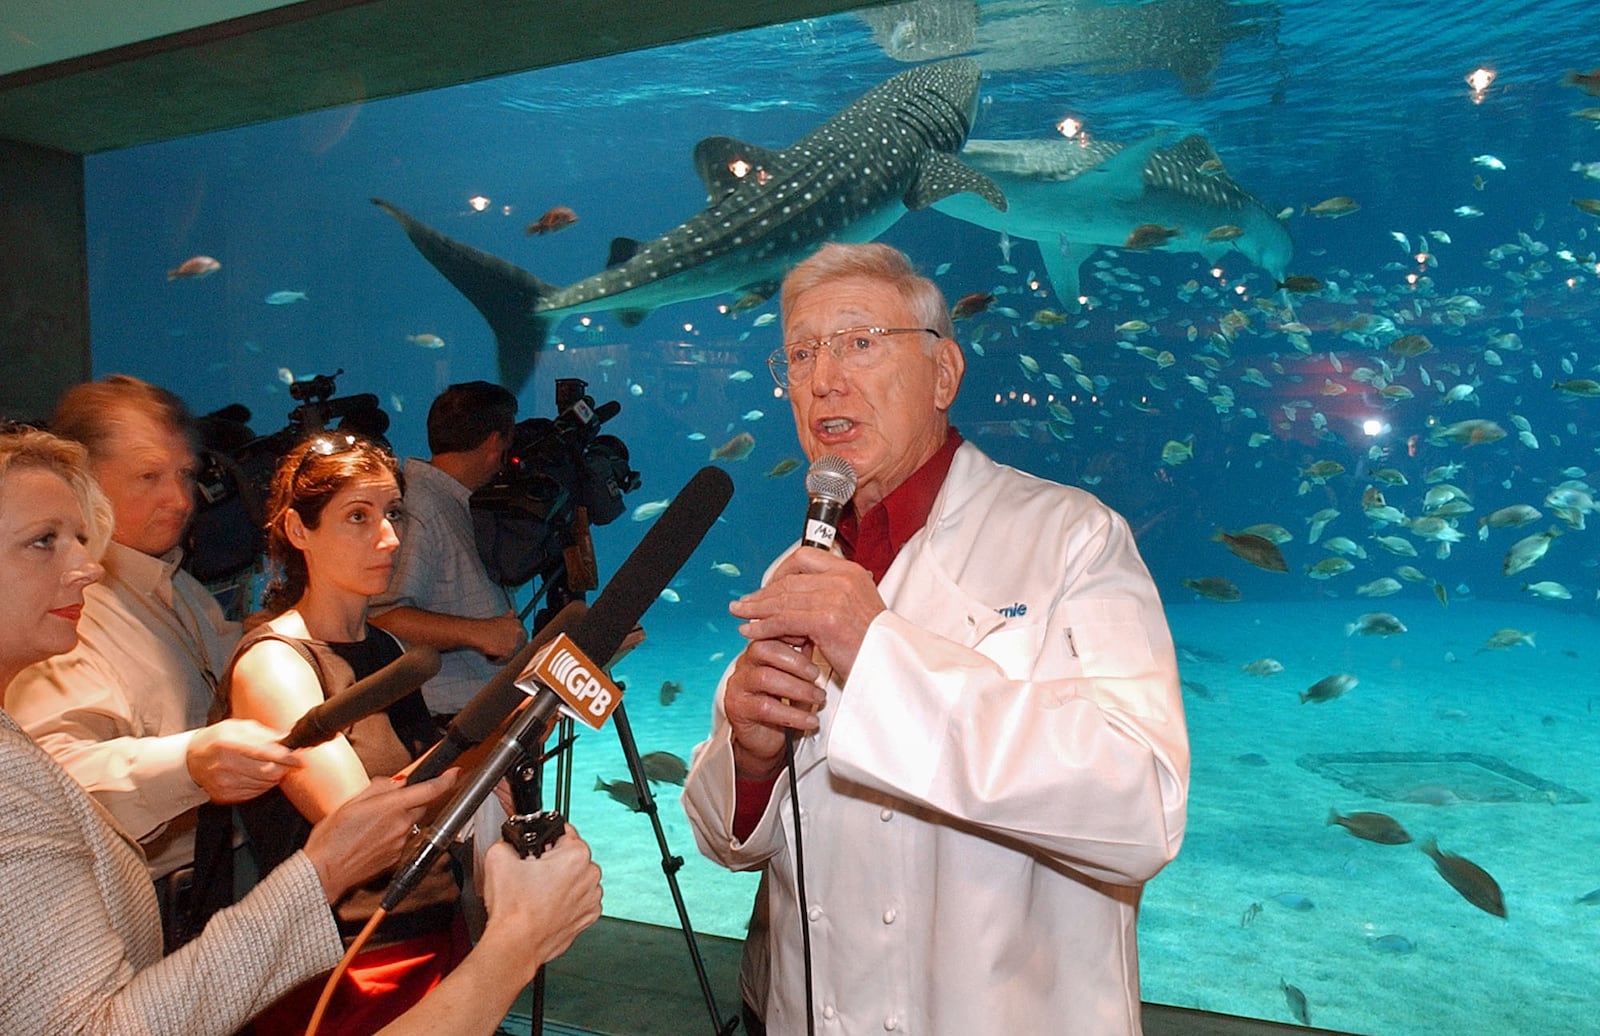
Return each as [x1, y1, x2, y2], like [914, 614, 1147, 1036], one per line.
[370, 382, 524, 720]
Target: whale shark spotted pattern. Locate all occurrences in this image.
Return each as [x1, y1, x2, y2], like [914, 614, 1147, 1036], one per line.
[375, 59, 1004, 390]
[933, 131, 1292, 307]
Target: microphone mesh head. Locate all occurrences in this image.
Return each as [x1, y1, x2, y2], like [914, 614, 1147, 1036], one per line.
[806, 454, 857, 505]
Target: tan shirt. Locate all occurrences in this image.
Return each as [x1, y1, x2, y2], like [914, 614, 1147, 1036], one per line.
[6, 541, 240, 879]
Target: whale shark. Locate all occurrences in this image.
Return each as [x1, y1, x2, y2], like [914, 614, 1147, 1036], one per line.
[374, 59, 1004, 390]
[931, 132, 1292, 307]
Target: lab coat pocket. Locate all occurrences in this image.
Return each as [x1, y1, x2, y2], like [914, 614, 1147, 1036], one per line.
[1058, 598, 1158, 679]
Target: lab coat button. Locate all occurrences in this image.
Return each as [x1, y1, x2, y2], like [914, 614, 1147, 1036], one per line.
[879, 808, 894, 821]
[808, 905, 822, 921]
[823, 1005, 836, 1020]
[882, 908, 896, 924]
[884, 1016, 899, 1031]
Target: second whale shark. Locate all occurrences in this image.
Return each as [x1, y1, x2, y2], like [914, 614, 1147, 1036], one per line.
[375, 59, 1004, 389]
[932, 132, 1291, 307]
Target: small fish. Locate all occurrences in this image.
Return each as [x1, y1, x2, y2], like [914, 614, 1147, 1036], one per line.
[406, 333, 445, 349]
[1240, 902, 1262, 927]
[631, 498, 672, 522]
[1328, 809, 1412, 844]
[1574, 888, 1600, 905]
[752, 312, 778, 328]
[657, 588, 681, 603]
[1203, 224, 1244, 242]
[1419, 835, 1507, 918]
[1277, 275, 1324, 293]
[711, 562, 741, 577]
[1455, 205, 1484, 218]
[277, 367, 295, 385]
[1182, 576, 1241, 602]
[1115, 319, 1151, 335]
[594, 776, 643, 811]
[1369, 934, 1416, 955]
[1280, 980, 1311, 1027]
[727, 369, 755, 382]
[1300, 673, 1356, 704]
[1123, 223, 1180, 250]
[741, 409, 765, 421]
[1388, 333, 1433, 357]
[1356, 576, 1403, 596]
[1272, 892, 1315, 911]
[765, 458, 802, 478]
[1472, 154, 1507, 171]
[264, 290, 307, 305]
[1503, 527, 1559, 576]
[1304, 196, 1360, 218]
[525, 205, 578, 235]
[1300, 460, 1345, 482]
[166, 255, 220, 280]
[1213, 529, 1288, 573]
[1307, 557, 1354, 580]
[1162, 439, 1194, 466]
[710, 431, 756, 461]
[1481, 628, 1535, 651]
[1346, 612, 1407, 637]
[640, 751, 689, 785]
[1241, 658, 1283, 676]
[1566, 69, 1600, 97]
[1524, 580, 1572, 600]
[951, 292, 995, 320]
[659, 680, 683, 706]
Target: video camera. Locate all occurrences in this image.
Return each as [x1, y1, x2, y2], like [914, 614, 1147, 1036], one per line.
[471, 377, 640, 589]
[187, 370, 391, 583]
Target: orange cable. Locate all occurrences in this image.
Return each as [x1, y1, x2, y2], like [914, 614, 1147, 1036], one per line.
[304, 905, 386, 1036]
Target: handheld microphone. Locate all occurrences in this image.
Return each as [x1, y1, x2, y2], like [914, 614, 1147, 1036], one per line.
[404, 600, 587, 785]
[279, 645, 441, 750]
[382, 465, 735, 910]
[802, 455, 857, 551]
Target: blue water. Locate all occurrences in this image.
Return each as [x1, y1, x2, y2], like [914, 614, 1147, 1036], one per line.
[83, 1, 1600, 1031]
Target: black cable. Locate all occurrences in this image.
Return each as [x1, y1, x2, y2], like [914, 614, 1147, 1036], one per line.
[783, 728, 815, 1036]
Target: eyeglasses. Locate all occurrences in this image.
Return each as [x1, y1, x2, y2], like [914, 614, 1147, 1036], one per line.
[768, 326, 941, 389]
[292, 431, 359, 480]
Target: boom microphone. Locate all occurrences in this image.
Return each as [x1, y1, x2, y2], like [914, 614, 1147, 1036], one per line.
[404, 600, 587, 785]
[279, 645, 441, 751]
[802, 455, 857, 551]
[382, 465, 735, 909]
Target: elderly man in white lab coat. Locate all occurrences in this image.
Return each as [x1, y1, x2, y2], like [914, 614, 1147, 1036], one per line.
[683, 242, 1189, 1036]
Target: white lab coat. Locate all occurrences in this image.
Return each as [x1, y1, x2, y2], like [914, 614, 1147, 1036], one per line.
[684, 443, 1188, 1035]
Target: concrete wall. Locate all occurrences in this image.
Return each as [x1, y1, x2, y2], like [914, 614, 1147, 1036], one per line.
[0, 139, 90, 421]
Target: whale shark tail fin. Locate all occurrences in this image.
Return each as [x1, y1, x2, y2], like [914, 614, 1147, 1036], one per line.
[372, 198, 555, 392]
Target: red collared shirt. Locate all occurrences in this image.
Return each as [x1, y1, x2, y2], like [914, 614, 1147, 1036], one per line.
[835, 428, 963, 584]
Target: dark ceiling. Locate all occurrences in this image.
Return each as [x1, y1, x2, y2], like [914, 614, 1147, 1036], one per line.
[0, 0, 882, 155]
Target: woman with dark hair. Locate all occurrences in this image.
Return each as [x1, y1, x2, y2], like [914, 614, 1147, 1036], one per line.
[0, 425, 471, 1033]
[221, 431, 468, 1034]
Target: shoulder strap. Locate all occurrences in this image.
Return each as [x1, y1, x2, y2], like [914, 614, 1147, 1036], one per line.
[214, 627, 325, 720]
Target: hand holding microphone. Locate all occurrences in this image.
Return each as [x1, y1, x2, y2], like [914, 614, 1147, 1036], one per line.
[729, 455, 882, 677]
[724, 456, 882, 779]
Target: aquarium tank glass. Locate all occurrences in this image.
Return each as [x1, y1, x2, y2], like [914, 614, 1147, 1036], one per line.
[85, 1, 1600, 1031]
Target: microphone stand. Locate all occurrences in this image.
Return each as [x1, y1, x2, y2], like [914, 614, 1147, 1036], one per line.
[516, 535, 738, 1036]
[608, 701, 740, 1036]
